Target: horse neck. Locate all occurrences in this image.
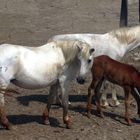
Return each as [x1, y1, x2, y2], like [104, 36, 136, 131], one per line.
[58, 43, 79, 65]
[109, 26, 140, 52]
[127, 27, 140, 52]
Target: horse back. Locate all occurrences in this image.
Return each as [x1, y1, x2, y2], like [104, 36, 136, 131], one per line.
[93, 55, 140, 86]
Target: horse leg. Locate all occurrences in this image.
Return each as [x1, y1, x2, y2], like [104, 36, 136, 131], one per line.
[94, 79, 104, 118]
[0, 101, 10, 130]
[0, 81, 11, 129]
[87, 84, 93, 118]
[43, 81, 59, 125]
[131, 87, 140, 118]
[111, 84, 120, 106]
[100, 82, 120, 107]
[59, 80, 72, 129]
[100, 81, 109, 107]
[87, 79, 100, 118]
[123, 86, 132, 125]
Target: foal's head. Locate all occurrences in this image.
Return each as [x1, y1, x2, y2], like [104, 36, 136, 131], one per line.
[76, 41, 95, 84]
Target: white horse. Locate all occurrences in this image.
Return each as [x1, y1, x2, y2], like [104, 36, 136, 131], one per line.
[0, 40, 95, 129]
[48, 25, 140, 107]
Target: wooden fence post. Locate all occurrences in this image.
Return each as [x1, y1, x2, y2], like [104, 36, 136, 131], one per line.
[120, 0, 128, 27]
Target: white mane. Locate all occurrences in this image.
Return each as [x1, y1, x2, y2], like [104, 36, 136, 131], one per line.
[54, 40, 90, 64]
[109, 25, 140, 45]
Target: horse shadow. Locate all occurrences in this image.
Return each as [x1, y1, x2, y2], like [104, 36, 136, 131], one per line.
[16, 94, 48, 106]
[16, 94, 88, 106]
[16, 93, 123, 106]
[13, 94, 87, 128]
[15, 94, 140, 126]
[5, 114, 60, 128]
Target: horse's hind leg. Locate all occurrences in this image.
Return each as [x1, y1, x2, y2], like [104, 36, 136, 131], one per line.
[0, 99, 10, 130]
[111, 84, 120, 106]
[131, 87, 140, 118]
[100, 82, 120, 107]
[0, 82, 11, 129]
[100, 81, 109, 107]
[43, 81, 59, 125]
[123, 86, 132, 125]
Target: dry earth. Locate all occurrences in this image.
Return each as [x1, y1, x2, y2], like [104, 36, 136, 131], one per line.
[0, 0, 140, 140]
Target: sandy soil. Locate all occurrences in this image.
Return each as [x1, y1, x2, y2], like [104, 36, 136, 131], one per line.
[0, 0, 140, 140]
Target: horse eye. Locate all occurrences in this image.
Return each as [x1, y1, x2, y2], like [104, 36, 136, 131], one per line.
[87, 59, 91, 63]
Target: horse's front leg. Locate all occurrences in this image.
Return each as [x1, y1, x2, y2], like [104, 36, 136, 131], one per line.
[87, 85, 93, 118]
[59, 79, 72, 129]
[87, 79, 100, 118]
[94, 79, 104, 118]
[43, 81, 59, 125]
[123, 86, 132, 125]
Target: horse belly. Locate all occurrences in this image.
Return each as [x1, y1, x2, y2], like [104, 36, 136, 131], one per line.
[13, 73, 58, 89]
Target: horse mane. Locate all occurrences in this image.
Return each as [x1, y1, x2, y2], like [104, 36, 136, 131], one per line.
[54, 40, 80, 64]
[54, 40, 90, 64]
[109, 25, 140, 44]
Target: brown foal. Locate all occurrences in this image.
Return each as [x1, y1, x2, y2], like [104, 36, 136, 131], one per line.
[87, 55, 140, 125]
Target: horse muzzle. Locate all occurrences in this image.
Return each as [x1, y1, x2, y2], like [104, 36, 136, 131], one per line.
[76, 76, 85, 84]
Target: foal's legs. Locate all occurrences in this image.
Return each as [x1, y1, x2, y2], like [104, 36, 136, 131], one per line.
[131, 87, 140, 117]
[94, 79, 104, 117]
[43, 81, 59, 125]
[87, 78, 101, 118]
[123, 86, 132, 125]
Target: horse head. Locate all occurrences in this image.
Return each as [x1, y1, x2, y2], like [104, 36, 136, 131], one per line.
[75, 41, 95, 84]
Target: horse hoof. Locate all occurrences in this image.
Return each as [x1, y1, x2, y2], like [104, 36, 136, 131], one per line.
[125, 118, 132, 126]
[111, 100, 120, 107]
[86, 112, 91, 118]
[66, 122, 72, 129]
[100, 112, 104, 118]
[42, 113, 50, 125]
[99, 113, 104, 118]
[100, 100, 109, 107]
[43, 119, 50, 125]
[127, 122, 132, 126]
[2, 123, 12, 130]
[64, 116, 72, 129]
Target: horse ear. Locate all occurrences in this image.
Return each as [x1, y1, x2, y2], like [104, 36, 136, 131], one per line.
[90, 48, 95, 54]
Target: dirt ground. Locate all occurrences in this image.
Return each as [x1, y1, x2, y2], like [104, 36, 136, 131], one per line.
[0, 0, 140, 140]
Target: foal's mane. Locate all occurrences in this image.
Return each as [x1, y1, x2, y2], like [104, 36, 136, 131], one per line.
[109, 25, 140, 44]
